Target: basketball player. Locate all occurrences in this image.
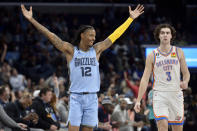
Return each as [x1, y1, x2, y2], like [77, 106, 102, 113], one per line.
[134, 24, 190, 131]
[21, 4, 144, 131]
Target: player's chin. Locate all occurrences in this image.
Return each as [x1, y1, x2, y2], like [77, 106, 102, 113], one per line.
[89, 42, 94, 46]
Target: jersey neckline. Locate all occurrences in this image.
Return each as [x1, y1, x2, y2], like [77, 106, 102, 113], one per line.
[157, 46, 173, 56]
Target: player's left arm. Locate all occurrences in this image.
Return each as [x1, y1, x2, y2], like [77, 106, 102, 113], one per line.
[93, 4, 144, 60]
[178, 48, 190, 89]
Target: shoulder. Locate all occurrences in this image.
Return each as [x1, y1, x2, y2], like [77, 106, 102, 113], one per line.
[4, 102, 16, 110]
[174, 46, 182, 53]
[93, 44, 99, 52]
[112, 110, 121, 117]
[57, 101, 65, 108]
[32, 98, 43, 107]
[62, 41, 74, 50]
[98, 106, 104, 113]
[146, 51, 154, 63]
[148, 51, 154, 58]
[176, 47, 184, 60]
[18, 74, 24, 78]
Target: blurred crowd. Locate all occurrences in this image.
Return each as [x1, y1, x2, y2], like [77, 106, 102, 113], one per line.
[0, 5, 197, 131]
[0, 0, 197, 4]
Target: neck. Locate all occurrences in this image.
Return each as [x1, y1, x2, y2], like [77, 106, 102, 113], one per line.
[159, 44, 172, 53]
[79, 41, 89, 52]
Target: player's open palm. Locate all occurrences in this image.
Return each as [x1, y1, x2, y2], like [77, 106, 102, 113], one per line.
[129, 4, 144, 19]
[21, 4, 33, 20]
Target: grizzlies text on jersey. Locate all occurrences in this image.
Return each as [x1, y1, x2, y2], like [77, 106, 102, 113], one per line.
[69, 47, 100, 93]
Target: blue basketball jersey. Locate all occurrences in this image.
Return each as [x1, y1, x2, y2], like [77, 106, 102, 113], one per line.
[69, 47, 100, 93]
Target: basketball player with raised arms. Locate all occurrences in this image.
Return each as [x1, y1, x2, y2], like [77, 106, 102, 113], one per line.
[21, 4, 144, 131]
[134, 24, 190, 131]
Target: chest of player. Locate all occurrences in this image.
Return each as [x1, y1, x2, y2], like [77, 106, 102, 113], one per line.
[154, 52, 179, 72]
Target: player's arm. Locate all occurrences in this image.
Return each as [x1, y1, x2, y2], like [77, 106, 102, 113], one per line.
[21, 5, 74, 58]
[93, 4, 144, 59]
[134, 52, 154, 113]
[178, 48, 190, 89]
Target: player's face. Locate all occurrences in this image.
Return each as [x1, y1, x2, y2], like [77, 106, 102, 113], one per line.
[159, 28, 172, 44]
[82, 29, 96, 47]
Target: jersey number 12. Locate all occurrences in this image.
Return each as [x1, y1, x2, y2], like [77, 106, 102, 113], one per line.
[81, 67, 91, 77]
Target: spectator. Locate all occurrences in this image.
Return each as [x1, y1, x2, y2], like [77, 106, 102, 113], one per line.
[111, 98, 133, 131]
[57, 92, 69, 123]
[0, 104, 27, 131]
[0, 62, 11, 85]
[0, 85, 10, 107]
[9, 68, 27, 92]
[124, 71, 146, 101]
[95, 97, 114, 131]
[111, 98, 143, 131]
[31, 88, 60, 131]
[146, 89, 157, 131]
[4, 91, 41, 131]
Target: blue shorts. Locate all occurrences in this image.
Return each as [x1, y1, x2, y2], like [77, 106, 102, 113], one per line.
[68, 93, 98, 127]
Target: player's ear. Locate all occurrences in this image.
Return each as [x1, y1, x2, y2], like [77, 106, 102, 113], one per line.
[80, 32, 84, 39]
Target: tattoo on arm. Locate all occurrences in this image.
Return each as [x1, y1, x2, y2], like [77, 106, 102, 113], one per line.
[50, 33, 64, 51]
[95, 38, 112, 53]
[103, 38, 113, 50]
[31, 18, 64, 52]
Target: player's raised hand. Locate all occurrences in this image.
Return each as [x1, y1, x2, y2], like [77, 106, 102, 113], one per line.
[134, 101, 141, 113]
[129, 4, 144, 19]
[21, 4, 33, 20]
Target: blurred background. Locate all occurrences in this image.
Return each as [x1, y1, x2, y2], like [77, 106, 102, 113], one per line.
[0, 0, 197, 131]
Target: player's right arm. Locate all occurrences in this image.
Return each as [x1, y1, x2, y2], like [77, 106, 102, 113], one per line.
[93, 5, 144, 60]
[134, 52, 154, 113]
[21, 4, 74, 62]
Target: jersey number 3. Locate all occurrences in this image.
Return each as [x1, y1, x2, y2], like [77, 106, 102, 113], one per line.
[81, 67, 91, 77]
[166, 72, 171, 81]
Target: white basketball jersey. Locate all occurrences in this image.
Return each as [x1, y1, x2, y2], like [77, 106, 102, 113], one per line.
[152, 46, 181, 91]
